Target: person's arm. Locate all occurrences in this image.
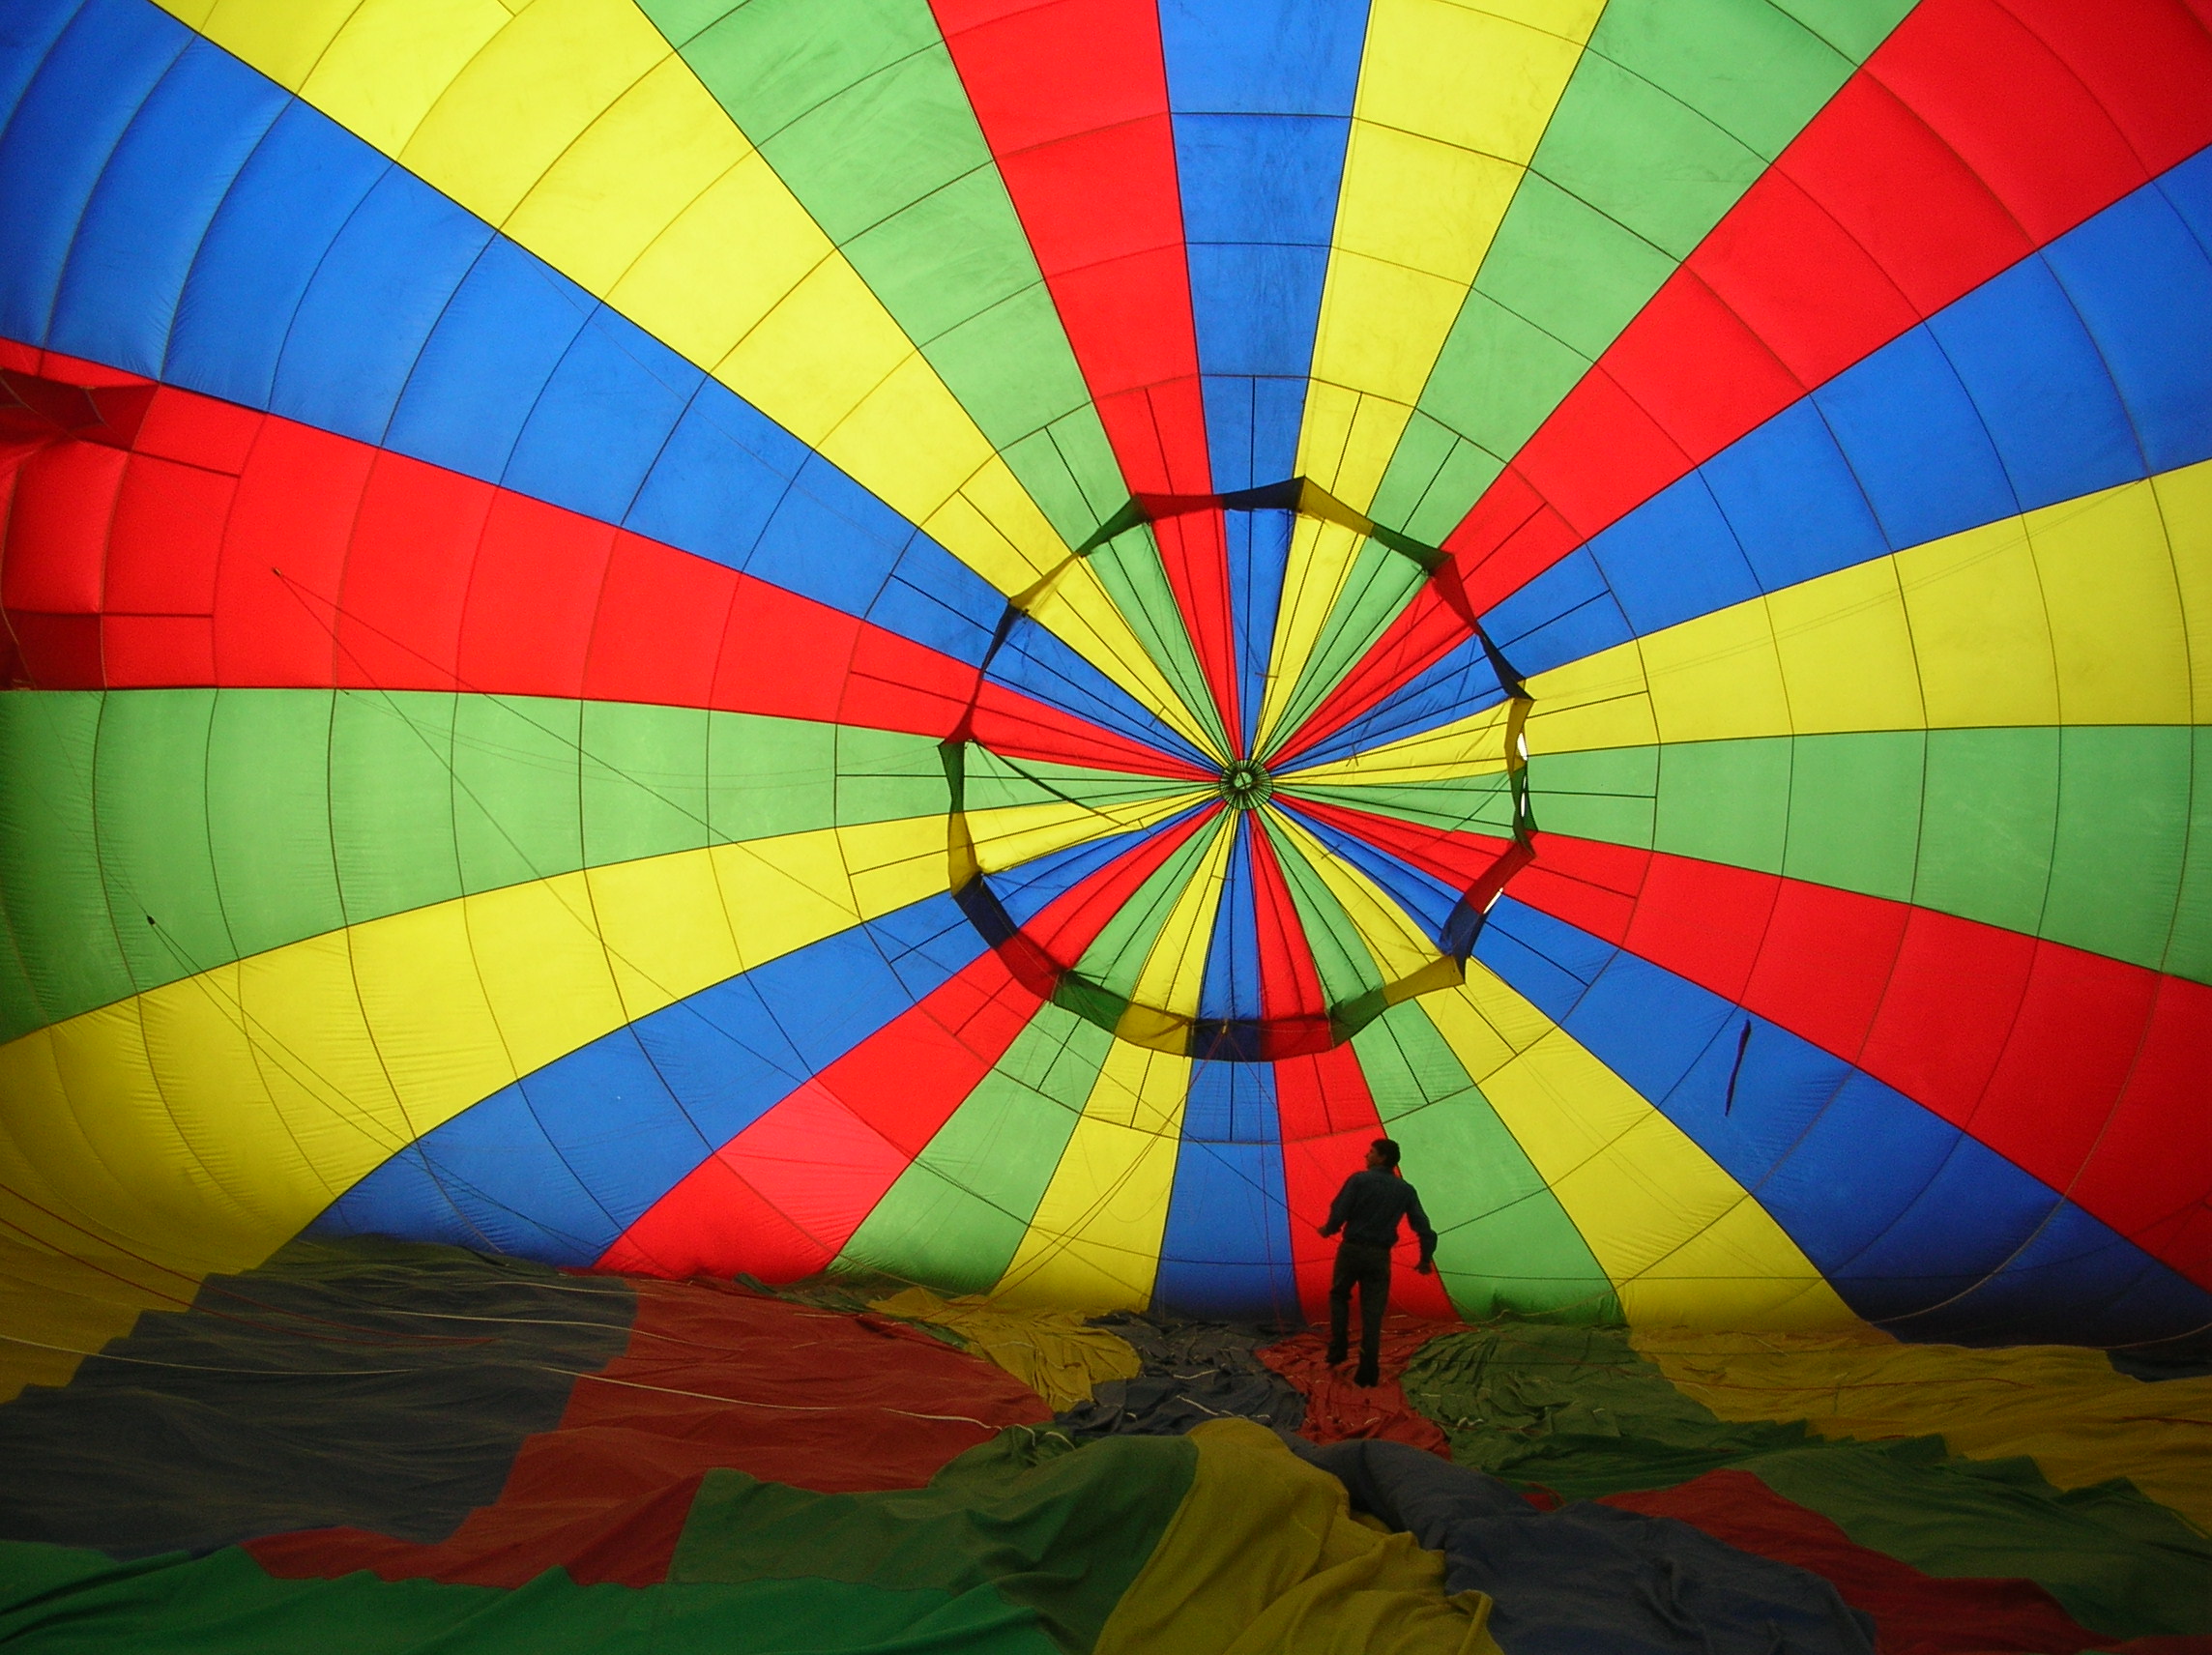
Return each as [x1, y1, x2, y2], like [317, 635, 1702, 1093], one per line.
[1319, 1176, 1354, 1238]
[1405, 1187, 1439, 1273]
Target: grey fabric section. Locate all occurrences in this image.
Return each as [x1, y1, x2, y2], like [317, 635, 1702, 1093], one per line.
[1291, 1436, 1877, 1655]
[0, 1237, 633, 1557]
[1054, 1313, 1304, 1437]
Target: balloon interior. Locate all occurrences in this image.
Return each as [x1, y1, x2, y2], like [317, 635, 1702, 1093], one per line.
[0, 2, 2206, 1651]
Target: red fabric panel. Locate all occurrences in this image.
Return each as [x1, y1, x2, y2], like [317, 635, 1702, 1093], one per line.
[1245, 817, 1330, 1027]
[933, 0, 1241, 743]
[1257, 1322, 1457, 1456]
[601, 808, 1214, 1280]
[1511, 836, 2212, 1288]
[246, 1280, 1051, 1587]
[0, 348, 1202, 777]
[1601, 1468, 2152, 1655]
[1269, 0, 2212, 766]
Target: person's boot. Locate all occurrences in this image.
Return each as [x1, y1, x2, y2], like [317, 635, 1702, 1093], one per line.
[1353, 1361, 1380, 1387]
[1324, 1341, 1347, 1366]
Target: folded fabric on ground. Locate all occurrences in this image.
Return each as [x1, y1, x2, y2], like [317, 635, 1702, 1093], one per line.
[0, 1420, 1503, 1655]
[868, 1287, 1145, 1409]
[1295, 1435, 1877, 1655]
[1400, 1321, 2212, 1642]
[1056, 1312, 1305, 1437]
[1258, 1320, 1458, 1453]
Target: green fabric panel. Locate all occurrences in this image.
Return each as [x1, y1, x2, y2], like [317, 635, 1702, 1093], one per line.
[330, 692, 463, 924]
[1588, 0, 1861, 162]
[1265, 822, 1389, 1004]
[2168, 725, 2212, 980]
[1911, 726, 2057, 939]
[1280, 778, 1517, 837]
[581, 701, 713, 867]
[1462, 171, 1680, 363]
[1083, 530, 1234, 758]
[0, 691, 962, 1039]
[1351, 1004, 1619, 1322]
[1653, 737, 1791, 874]
[1380, 292, 1586, 516]
[1381, 431, 1505, 549]
[1268, 549, 1430, 751]
[0, 692, 123, 1039]
[838, 1005, 1111, 1291]
[1401, 1323, 2212, 1639]
[2041, 725, 2192, 974]
[1404, 1322, 1809, 1496]
[89, 691, 227, 1013]
[450, 694, 587, 894]
[1746, 1440, 2212, 1640]
[0, 1541, 1057, 1654]
[1533, 731, 2206, 980]
[1523, 745, 1658, 846]
[1070, 811, 1226, 999]
[1371, 0, 1907, 537]
[205, 690, 346, 963]
[646, 0, 1133, 546]
[672, 1427, 1195, 1652]
[1776, 730, 1923, 903]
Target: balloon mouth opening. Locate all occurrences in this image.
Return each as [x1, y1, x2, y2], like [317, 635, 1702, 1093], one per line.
[1217, 760, 1272, 810]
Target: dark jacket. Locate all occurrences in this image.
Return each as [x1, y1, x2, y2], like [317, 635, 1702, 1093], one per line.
[1322, 1170, 1438, 1263]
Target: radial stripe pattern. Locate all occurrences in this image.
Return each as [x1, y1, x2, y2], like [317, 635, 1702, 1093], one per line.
[0, 0, 2207, 1364]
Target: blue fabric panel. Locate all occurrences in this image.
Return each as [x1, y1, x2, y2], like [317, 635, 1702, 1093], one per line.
[48, 40, 286, 378]
[988, 618, 1215, 764]
[382, 237, 596, 485]
[1284, 639, 1509, 771]
[1700, 399, 1890, 595]
[317, 894, 990, 1264]
[273, 167, 494, 447]
[1472, 900, 2212, 1345]
[1233, 508, 1293, 753]
[2047, 155, 2212, 476]
[1157, 1061, 1297, 1321]
[1926, 254, 2141, 510]
[0, 0, 1191, 762]
[0, 0, 186, 337]
[165, 102, 389, 409]
[1159, 0, 1367, 486]
[1584, 474, 1761, 637]
[501, 313, 705, 527]
[0, 0, 76, 129]
[1392, 151, 2212, 696]
[1199, 816, 1263, 1024]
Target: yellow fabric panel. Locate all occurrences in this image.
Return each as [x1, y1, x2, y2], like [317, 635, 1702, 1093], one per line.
[1284, 701, 1512, 788]
[0, 1231, 199, 1405]
[1099, 1418, 1503, 1655]
[160, 0, 1214, 759]
[2153, 460, 2212, 720]
[994, 1041, 1190, 1311]
[1358, 462, 2211, 767]
[1635, 1327, 2212, 1533]
[0, 800, 1131, 1385]
[1255, 515, 1368, 753]
[965, 788, 1211, 880]
[1422, 971, 1856, 1330]
[867, 1286, 1143, 1410]
[1119, 812, 1237, 1029]
[1297, 0, 1602, 516]
[1264, 804, 1438, 979]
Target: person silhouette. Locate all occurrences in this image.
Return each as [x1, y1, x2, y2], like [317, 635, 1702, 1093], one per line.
[1318, 1138, 1437, 1386]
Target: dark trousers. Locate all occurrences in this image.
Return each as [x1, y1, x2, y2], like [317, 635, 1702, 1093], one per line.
[1325, 1241, 1391, 1381]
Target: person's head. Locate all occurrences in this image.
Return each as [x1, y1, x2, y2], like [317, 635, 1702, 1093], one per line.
[1365, 1138, 1401, 1174]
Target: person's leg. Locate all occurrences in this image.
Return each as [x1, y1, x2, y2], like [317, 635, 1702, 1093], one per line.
[1354, 1247, 1390, 1385]
[1325, 1245, 1357, 1364]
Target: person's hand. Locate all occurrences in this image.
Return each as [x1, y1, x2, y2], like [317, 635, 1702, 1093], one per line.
[1415, 1260, 1434, 1276]
[1316, 1225, 1329, 1238]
